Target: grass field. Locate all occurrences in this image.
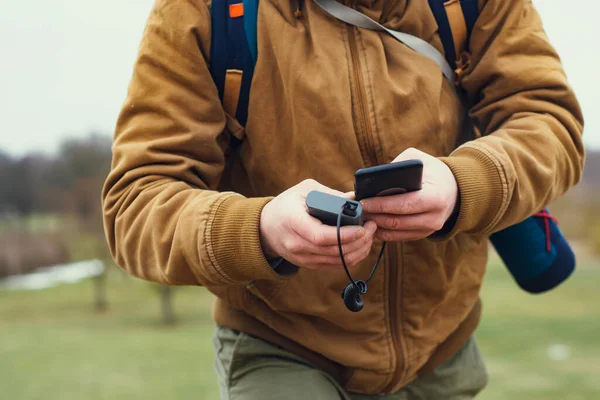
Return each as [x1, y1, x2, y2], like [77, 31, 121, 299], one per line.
[1, 256, 599, 400]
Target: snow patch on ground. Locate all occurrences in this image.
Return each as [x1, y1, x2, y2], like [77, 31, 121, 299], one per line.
[0, 260, 104, 290]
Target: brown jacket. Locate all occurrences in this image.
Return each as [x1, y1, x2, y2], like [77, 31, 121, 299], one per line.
[102, 0, 584, 394]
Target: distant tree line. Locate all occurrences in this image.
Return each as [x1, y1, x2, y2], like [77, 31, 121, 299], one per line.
[0, 133, 112, 222]
[0, 133, 112, 277]
[0, 133, 180, 323]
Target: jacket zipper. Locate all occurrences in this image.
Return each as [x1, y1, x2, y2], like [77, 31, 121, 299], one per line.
[343, 0, 405, 392]
[345, 1, 378, 167]
[382, 243, 406, 393]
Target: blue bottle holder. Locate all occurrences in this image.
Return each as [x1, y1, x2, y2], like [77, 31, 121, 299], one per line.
[489, 209, 576, 294]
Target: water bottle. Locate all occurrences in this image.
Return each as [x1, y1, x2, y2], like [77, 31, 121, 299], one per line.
[490, 209, 576, 294]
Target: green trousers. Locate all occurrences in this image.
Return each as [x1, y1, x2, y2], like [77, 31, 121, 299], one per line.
[213, 326, 488, 400]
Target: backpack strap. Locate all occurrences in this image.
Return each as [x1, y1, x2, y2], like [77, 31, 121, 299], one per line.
[427, 0, 479, 84]
[210, 0, 477, 131]
[314, 0, 455, 84]
[210, 0, 259, 141]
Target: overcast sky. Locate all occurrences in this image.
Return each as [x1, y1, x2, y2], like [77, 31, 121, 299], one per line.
[1, 0, 598, 157]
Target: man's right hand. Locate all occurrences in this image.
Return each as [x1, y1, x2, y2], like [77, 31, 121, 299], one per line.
[259, 179, 378, 270]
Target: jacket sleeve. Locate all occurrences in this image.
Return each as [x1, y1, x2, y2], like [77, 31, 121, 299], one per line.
[101, 0, 282, 286]
[439, 0, 585, 236]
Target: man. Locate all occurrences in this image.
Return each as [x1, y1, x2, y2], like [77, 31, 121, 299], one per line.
[102, 0, 584, 398]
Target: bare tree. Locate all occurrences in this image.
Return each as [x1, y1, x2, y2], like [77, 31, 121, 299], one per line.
[159, 285, 176, 325]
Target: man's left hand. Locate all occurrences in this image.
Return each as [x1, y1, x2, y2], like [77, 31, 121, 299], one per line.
[360, 148, 459, 242]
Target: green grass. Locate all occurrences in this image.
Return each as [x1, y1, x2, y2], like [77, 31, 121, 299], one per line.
[477, 258, 600, 400]
[1, 257, 599, 400]
[0, 272, 220, 400]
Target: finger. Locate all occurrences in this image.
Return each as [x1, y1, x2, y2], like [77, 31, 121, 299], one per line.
[331, 222, 377, 266]
[298, 242, 373, 270]
[293, 213, 367, 246]
[375, 228, 433, 242]
[360, 191, 435, 215]
[295, 225, 376, 269]
[279, 236, 349, 263]
[284, 231, 370, 258]
[343, 191, 356, 200]
[284, 220, 374, 256]
[307, 220, 377, 257]
[299, 179, 345, 197]
[340, 237, 375, 267]
[366, 212, 444, 232]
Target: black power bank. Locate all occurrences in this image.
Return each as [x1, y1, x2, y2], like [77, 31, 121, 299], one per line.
[306, 191, 364, 226]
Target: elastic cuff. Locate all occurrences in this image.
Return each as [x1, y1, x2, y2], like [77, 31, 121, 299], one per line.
[438, 147, 506, 238]
[209, 195, 292, 283]
[268, 257, 300, 277]
[428, 196, 460, 240]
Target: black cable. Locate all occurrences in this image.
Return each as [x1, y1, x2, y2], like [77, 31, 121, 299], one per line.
[337, 204, 386, 292]
[337, 208, 357, 287]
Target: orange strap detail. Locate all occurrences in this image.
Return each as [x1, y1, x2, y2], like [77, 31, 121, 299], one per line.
[444, 0, 468, 59]
[229, 3, 244, 18]
[454, 51, 471, 86]
[223, 69, 243, 118]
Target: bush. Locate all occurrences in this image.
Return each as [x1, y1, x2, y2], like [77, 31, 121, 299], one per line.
[0, 232, 70, 277]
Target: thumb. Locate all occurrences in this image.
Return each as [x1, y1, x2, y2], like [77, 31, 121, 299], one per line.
[311, 182, 345, 197]
[392, 147, 425, 163]
[342, 191, 356, 200]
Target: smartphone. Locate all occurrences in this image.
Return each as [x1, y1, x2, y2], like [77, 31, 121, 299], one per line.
[354, 159, 423, 201]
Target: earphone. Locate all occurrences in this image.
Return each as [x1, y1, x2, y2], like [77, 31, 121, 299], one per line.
[341, 280, 367, 312]
[337, 202, 386, 312]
